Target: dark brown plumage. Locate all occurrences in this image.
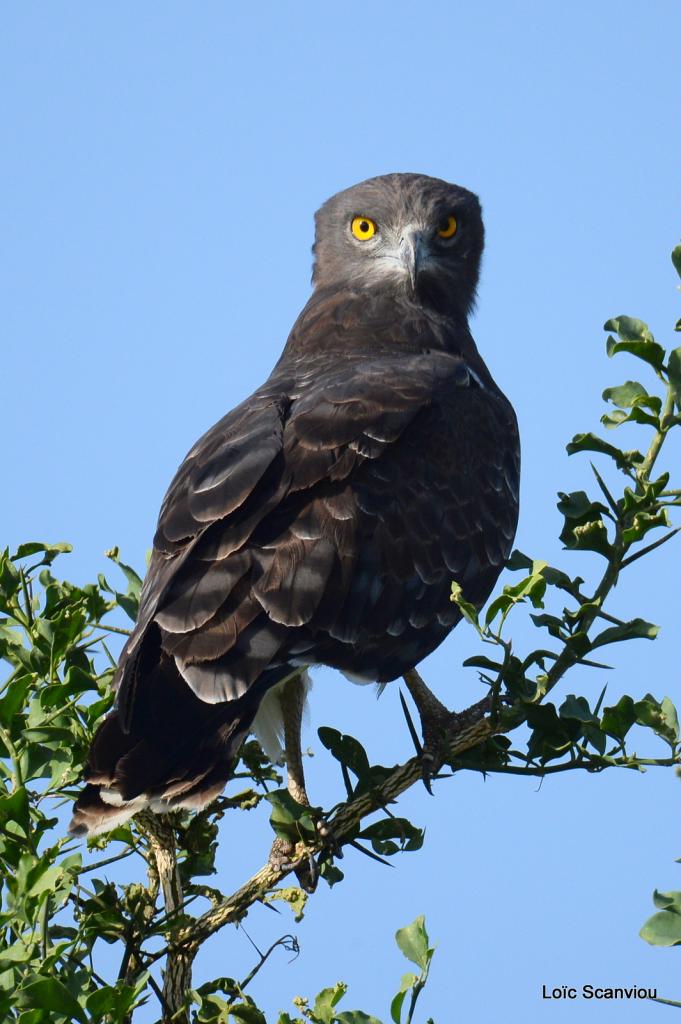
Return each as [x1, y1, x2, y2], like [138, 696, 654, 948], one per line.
[70, 172, 520, 836]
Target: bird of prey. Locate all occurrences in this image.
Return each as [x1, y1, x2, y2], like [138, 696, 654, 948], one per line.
[69, 172, 520, 838]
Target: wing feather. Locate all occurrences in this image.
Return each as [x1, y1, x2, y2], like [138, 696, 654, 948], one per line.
[116, 329, 518, 708]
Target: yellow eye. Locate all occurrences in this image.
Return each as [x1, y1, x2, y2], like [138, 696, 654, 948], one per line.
[437, 214, 458, 239]
[351, 216, 377, 241]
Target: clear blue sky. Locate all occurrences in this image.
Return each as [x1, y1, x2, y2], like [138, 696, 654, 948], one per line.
[3, 3, 681, 1021]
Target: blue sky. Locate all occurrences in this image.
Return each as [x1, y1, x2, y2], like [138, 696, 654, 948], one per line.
[3, 3, 681, 1021]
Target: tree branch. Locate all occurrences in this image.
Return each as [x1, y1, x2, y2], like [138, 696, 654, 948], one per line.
[137, 811, 193, 1023]
[144, 703, 501, 965]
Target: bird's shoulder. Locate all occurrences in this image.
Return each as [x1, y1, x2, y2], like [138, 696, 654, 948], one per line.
[153, 288, 515, 552]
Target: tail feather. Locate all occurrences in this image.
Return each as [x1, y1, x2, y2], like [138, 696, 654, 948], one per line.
[69, 709, 253, 837]
[68, 649, 285, 837]
[69, 784, 147, 837]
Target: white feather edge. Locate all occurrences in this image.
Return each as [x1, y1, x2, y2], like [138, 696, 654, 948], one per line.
[251, 668, 313, 762]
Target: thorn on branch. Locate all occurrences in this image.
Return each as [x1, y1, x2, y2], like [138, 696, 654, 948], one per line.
[620, 526, 681, 569]
[590, 462, 621, 517]
[340, 761, 354, 799]
[399, 689, 423, 756]
[347, 839, 394, 867]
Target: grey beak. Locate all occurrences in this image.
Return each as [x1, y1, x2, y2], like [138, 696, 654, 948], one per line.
[399, 229, 425, 290]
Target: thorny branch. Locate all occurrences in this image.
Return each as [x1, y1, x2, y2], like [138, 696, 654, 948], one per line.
[141, 698, 503, 967]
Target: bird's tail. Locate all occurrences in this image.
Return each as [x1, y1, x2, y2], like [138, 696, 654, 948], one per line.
[68, 650, 274, 837]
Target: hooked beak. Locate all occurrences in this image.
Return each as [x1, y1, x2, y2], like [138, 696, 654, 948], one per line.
[399, 228, 428, 291]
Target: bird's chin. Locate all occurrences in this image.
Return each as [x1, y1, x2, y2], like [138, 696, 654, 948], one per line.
[368, 258, 431, 300]
[412, 269, 462, 314]
[371, 255, 456, 312]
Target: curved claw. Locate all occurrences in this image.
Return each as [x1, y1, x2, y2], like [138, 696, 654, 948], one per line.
[414, 693, 498, 792]
[294, 853, 319, 893]
[421, 752, 436, 795]
[268, 811, 342, 893]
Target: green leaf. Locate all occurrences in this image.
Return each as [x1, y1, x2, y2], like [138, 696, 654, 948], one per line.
[336, 1014, 383, 1024]
[622, 477, 670, 509]
[590, 618, 659, 649]
[557, 491, 605, 519]
[602, 381, 657, 410]
[566, 432, 644, 469]
[484, 564, 547, 628]
[505, 549, 534, 571]
[85, 974, 150, 1018]
[601, 407, 659, 430]
[622, 508, 670, 545]
[312, 983, 347, 1023]
[672, 245, 681, 280]
[604, 316, 655, 343]
[450, 581, 481, 631]
[0, 550, 22, 604]
[319, 859, 345, 887]
[11, 542, 72, 564]
[525, 703, 577, 761]
[559, 695, 596, 725]
[601, 409, 628, 429]
[561, 517, 612, 558]
[556, 492, 614, 554]
[114, 592, 139, 622]
[390, 991, 407, 1024]
[462, 655, 503, 672]
[668, 347, 681, 410]
[15, 1010, 44, 1024]
[229, 1003, 268, 1024]
[360, 818, 424, 856]
[15, 978, 88, 1023]
[265, 790, 318, 841]
[0, 787, 30, 837]
[603, 315, 666, 370]
[317, 727, 371, 780]
[653, 890, 681, 911]
[640, 910, 681, 946]
[541, 566, 584, 592]
[0, 678, 32, 729]
[395, 916, 432, 971]
[105, 548, 142, 622]
[634, 695, 679, 745]
[530, 612, 566, 638]
[105, 547, 143, 595]
[661, 698, 680, 743]
[390, 974, 418, 1024]
[263, 886, 308, 922]
[191, 975, 240, 1008]
[25, 862, 64, 899]
[601, 696, 636, 741]
[86, 986, 118, 1016]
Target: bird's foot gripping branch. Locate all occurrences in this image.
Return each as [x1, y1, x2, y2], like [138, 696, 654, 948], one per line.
[1, 246, 681, 1020]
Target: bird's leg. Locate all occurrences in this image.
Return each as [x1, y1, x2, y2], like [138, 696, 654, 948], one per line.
[281, 672, 311, 808]
[402, 668, 494, 792]
[268, 671, 330, 892]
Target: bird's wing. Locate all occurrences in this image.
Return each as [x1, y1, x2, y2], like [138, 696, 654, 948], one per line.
[277, 353, 519, 677]
[115, 349, 517, 715]
[111, 382, 295, 714]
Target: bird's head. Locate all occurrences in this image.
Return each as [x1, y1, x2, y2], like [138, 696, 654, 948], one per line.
[311, 173, 484, 318]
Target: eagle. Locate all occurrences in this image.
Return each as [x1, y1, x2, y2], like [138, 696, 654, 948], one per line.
[69, 172, 520, 837]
